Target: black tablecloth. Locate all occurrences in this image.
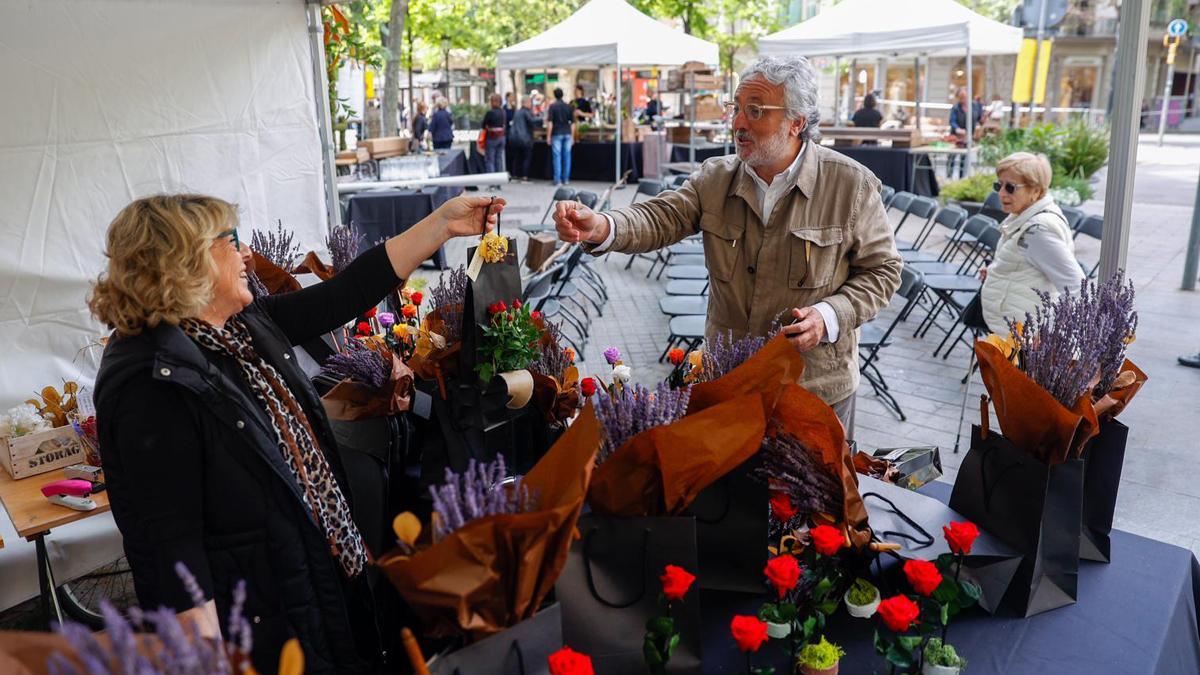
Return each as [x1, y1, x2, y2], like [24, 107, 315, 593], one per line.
[701, 481, 1200, 674]
[473, 141, 645, 183]
[667, 144, 938, 198]
[344, 150, 466, 269]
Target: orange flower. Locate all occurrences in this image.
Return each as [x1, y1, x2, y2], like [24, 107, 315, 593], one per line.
[564, 347, 576, 363]
[668, 348, 686, 365]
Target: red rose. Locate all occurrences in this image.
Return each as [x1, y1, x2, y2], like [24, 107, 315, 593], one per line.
[809, 524, 845, 557]
[660, 564, 695, 602]
[355, 321, 370, 335]
[364, 306, 377, 319]
[877, 595, 920, 632]
[532, 310, 542, 320]
[903, 559, 943, 597]
[487, 301, 507, 315]
[668, 348, 686, 365]
[763, 554, 802, 599]
[547, 646, 594, 675]
[401, 304, 418, 319]
[769, 492, 797, 523]
[513, 298, 522, 309]
[410, 291, 424, 306]
[729, 615, 769, 653]
[943, 521, 979, 556]
[580, 377, 597, 397]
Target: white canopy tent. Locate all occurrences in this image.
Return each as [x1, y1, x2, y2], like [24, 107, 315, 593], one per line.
[497, 0, 719, 182]
[759, 0, 1022, 172]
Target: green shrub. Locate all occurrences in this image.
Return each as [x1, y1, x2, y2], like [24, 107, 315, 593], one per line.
[924, 638, 967, 669]
[1050, 173, 1095, 204]
[940, 173, 995, 204]
[846, 578, 878, 606]
[797, 636, 845, 670]
[978, 120, 1108, 182]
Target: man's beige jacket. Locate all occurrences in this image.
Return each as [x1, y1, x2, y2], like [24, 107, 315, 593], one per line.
[599, 142, 903, 404]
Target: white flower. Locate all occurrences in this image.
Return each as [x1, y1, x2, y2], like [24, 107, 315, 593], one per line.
[1, 404, 51, 438]
[611, 364, 632, 384]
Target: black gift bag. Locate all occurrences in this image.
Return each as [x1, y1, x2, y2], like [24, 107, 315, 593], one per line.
[949, 426, 1084, 617]
[682, 456, 768, 595]
[428, 604, 562, 675]
[858, 476, 1021, 614]
[1080, 418, 1129, 563]
[460, 237, 522, 382]
[556, 514, 703, 674]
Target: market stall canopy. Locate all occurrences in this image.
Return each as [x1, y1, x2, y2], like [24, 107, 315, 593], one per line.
[496, 0, 718, 69]
[758, 0, 1022, 58]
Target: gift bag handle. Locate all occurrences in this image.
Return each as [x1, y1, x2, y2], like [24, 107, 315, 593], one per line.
[582, 526, 651, 609]
[976, 444, 1025, 512]
[862, 492, 935, 550]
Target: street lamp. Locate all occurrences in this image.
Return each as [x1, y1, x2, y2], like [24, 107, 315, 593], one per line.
[440, 35, 452, 100]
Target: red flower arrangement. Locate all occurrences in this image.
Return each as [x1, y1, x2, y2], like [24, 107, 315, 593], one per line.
[410, 291, 424, 306]
[763, 555, 802, 600]
[877, 595, 920, 632]
[668, 348, 686, 365]
[364, 306, 378, 319]
[580, 378, 597, 397]
[548, 646, 594, 675]
[730, 615, 769, 653]
[943, 521, 979, 555]
[809, 524, 845, 557]
[769, 492, 797, 523]
[660, 565, 696, 602]
[645, 565, 695, 674]
[487, 300, 508, 315]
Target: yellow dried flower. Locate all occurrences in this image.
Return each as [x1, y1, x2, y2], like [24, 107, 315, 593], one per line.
[479, 232, 509, 263]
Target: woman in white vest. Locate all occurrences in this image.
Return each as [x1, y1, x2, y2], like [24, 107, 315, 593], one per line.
[980, 152, 1085, 332]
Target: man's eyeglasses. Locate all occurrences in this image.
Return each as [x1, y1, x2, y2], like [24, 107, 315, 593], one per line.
[993, 181, 1028, 195]
[722, 102, 787, 121]
[219, 228, 240, 248]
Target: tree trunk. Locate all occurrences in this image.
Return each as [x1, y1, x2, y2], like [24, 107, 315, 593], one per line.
[383, 0, 408, 137]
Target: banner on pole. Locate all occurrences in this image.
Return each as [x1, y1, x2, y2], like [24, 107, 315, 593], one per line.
[1011, 38, 1054, 105]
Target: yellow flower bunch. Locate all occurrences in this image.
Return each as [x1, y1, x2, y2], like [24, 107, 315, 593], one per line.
[479, 231, 509, 263]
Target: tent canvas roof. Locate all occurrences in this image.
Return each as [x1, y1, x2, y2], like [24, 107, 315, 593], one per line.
[496, 0, 718, 69]
[759, 0, 1022, 58]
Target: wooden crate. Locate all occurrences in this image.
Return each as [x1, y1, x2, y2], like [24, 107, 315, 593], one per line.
[0, 426, 87, 480]
[358, 136, 410, 159]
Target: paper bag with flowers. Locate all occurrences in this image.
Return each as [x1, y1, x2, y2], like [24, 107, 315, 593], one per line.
[975, 273, 1141, 465]
[376, 403, 601, 640]
[528, 321, 582, 426]
[409, 267, 467, 398]
[319, 333, 415, 421]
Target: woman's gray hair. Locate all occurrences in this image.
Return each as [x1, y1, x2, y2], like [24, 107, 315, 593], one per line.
[740, 56, 822, 141]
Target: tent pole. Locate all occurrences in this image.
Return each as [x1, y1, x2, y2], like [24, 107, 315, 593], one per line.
[914, 56, 922, 134]
[615, 61, 622, 185]
[305, 0, 341, 232]
[1099, 0, 1150, 280]
[965, 38, 973, 176]
[833, 56, 841, 125]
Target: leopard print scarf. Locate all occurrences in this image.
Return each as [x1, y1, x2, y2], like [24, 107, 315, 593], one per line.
[180, 317, 368, 578]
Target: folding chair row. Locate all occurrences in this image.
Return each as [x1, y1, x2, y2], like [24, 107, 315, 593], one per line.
[858, 266, 925, 421]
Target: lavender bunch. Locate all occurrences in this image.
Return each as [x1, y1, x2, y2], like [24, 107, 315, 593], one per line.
[428, 454, 536, 539]
[530, 320, 572, 381]
[1008, 282, 1111, 408]
[48, 563, 253, 675]
[753, 432, 843, 517]
[326, 224, 365, 274]
[250, 219, 301, 270]
[1092, 272, 1137, 396]
[699, 330, 768, 382]
[246, 271, 270, 299]
[323, 340, 389, 389]
[594, 382, 692, 462]
[429, 265, 468, 342]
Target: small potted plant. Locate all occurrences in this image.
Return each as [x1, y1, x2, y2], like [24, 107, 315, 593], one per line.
[843, 577, 880, 618]
[796, 636, 844, 675]
[922, 638, 967, 675]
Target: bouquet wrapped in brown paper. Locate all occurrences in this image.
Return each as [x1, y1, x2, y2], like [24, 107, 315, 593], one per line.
[321, 348, 415, 421]
[377, 405, 601, 640]
[408, 304, 463, 399]
[250, 251, 302, 295]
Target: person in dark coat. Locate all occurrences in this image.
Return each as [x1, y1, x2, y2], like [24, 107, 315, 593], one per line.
[89, 193, 505, 674]
[851, 93, 883, 128]
[412, 100, 429, 151]
[509, 94, 536, 182]
[482, 92, 508, 178]
[429, 96, 455, 149]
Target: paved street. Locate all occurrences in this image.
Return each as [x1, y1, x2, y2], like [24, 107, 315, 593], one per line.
[416, 133, 1200, 555]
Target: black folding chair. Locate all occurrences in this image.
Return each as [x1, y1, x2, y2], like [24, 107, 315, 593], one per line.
[623, 180, 669, 271]
[576, 190, 599, 209]
[1058, 205, 1084, 232]
[900, 205, 967, 265]
[1075, 215, 1103, 278]
[858, 267, 925, 421]
[895, 196, 940, 251]
[660, 315, 706, 363]
[522, 187, 578, 234]
[880, 184, 896, 209]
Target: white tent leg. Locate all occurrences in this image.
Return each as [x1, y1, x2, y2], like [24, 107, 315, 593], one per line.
[966, 39, 973, 175]
[833, 56, 841, 124]
[914, 56, 922, 133]
[306, 1, 341, 231]
[615, 61, 622, 185]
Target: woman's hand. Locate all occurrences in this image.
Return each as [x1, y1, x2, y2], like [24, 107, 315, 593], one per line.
[435, 195, 506, 240]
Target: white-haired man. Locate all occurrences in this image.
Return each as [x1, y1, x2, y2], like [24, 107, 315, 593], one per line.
[553, 56, 901, 435]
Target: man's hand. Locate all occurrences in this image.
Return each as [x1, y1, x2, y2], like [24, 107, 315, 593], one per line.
[782, 306, 827, 353]
[553, 200, 610, 244]
[978, 267, 988, 281]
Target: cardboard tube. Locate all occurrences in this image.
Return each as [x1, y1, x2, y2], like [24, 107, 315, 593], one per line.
[500, 369, 535, 409]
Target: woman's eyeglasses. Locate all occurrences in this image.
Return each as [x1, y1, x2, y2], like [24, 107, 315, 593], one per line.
[219, 228, 240, 248]
[993, 181, 1028, 195]
[722, 102, 787, 121]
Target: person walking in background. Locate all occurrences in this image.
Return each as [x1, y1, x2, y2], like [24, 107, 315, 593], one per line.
[851, 93, 883, 128]
[429, 97, 455, 150]
[546, 88, 574, 185]
[482, 93, 507, 184]
[509, 95, 536, 183]
[411, 100, 429, 152]
[948, 87, 982, 178]
[572, 85, 594, 123]
[641, 88, 666, 128]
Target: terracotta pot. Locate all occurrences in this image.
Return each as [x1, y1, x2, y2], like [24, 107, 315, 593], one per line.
[799, 662, 839, 675]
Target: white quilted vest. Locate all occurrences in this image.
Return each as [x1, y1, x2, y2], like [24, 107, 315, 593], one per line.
[981, 195, 1075, 332]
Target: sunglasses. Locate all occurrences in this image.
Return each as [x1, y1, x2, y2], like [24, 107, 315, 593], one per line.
[993, 181, 1028, 195]
[219, 228, 240, 248]
[722, 102, 787, 121]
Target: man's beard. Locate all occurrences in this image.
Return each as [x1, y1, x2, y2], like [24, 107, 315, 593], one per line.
[736, 123, 795, 168]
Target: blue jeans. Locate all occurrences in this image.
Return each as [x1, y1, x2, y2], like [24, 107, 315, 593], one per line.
[551, 134, 572, 184]
[485, 137, 506, 174]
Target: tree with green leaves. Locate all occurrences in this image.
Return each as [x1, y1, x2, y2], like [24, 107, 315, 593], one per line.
[323, 3, 385, 149]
